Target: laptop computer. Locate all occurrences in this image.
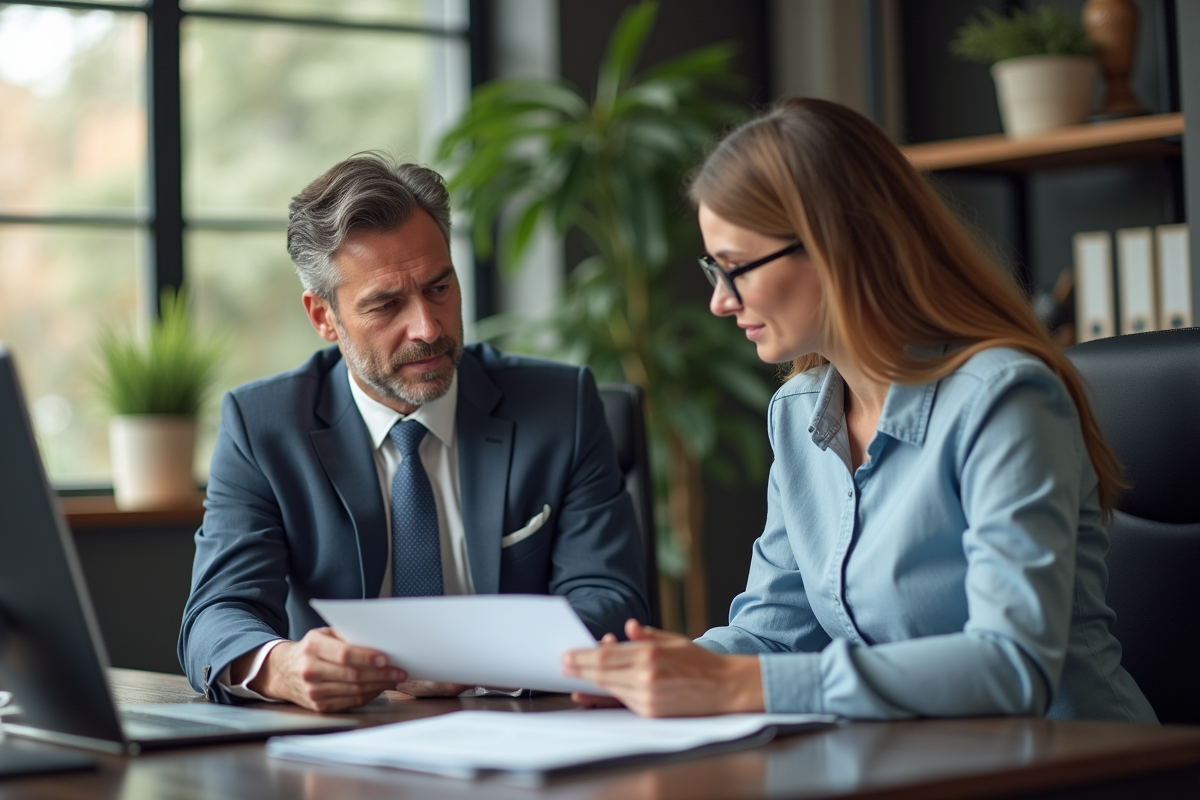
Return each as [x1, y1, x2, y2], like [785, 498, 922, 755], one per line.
[0, 344, 355, 754]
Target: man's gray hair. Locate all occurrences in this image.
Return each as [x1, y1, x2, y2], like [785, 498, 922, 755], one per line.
[287, 152, 452, 306]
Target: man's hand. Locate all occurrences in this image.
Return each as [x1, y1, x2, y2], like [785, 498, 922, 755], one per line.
[563, 619, 764, 717]
[247, 627, 406, 712]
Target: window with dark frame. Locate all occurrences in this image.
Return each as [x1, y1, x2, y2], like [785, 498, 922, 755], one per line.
[0, 0, 476, 488]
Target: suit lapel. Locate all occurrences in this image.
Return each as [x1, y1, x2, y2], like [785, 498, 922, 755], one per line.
[456, 352, 511, 595]
[310, 358, 387, 599]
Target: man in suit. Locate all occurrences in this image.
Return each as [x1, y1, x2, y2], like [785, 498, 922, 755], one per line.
[178, 154, 648, 711]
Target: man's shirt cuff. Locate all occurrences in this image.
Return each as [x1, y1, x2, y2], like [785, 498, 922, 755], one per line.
[218, 639, 286, 702]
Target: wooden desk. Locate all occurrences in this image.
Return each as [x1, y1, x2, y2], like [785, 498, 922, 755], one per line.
[1, 669, 1199, 799]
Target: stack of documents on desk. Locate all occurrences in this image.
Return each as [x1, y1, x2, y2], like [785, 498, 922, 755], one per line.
[266, 709, 836, 780]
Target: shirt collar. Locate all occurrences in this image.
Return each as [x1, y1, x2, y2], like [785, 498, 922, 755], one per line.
[807, 346, 942, 451]
[807, 365, 846, 451]
[347, 366, 458, 451]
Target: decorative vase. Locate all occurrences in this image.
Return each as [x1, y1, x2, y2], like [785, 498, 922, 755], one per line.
[990, 55, 1099, 138]
[109, 415, 199, 510]
[1082, 0, 1146, 118]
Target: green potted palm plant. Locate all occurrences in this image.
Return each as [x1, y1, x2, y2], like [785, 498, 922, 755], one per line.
[951, 6, 1098, 138]
[438, 1, 773, 633]
[93, 289, 222, 510]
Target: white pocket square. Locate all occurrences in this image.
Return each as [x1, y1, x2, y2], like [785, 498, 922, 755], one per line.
[501, 504, 551, 549]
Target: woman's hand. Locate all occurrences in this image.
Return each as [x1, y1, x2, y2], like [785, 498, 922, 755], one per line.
[569, 632, 627, 709]
[563, 619, 764, 717]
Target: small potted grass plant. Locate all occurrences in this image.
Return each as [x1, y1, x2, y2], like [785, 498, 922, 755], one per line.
[951, 5, 1098, 138]
[93, 289, 222, 510]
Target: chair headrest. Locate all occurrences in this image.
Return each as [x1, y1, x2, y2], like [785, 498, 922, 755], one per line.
[597, 385, 640, 472]
[1067, 328, 1200, 524]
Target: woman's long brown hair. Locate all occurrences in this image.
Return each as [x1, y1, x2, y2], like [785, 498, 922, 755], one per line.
[690, 98, 1123, 517]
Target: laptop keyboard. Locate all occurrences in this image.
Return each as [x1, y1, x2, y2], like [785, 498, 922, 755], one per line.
[119, 709, 235, 738]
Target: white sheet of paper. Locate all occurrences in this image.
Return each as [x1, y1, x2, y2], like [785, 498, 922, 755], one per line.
[267, 709, 838, 778]
[311, 595, 606, 695]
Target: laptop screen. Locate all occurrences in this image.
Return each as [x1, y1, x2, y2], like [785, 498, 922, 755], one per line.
[0, 345, 125, 745]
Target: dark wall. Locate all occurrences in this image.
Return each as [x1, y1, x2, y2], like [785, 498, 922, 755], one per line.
[559, 0, 772, 107]
[903, 0, 1007, 142]
[903, 0, 1184, 294]
[558, 0, 773, 627]
[73, 526, 196, 675]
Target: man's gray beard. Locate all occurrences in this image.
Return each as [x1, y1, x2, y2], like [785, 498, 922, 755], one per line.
[337, 322, 463, 408]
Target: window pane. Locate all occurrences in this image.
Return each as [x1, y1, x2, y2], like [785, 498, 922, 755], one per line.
[0, 5, 146, 214]
[181, 0, 468, 30]
[187, 229, 328, 477]
[182, 18, 468, 218]
[0, 224, 142, 484]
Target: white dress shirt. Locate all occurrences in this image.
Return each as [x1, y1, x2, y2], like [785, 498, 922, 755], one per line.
[221, 367, 473, 699]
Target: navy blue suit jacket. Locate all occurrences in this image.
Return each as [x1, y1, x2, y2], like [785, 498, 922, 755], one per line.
[178, 343, 648, 702]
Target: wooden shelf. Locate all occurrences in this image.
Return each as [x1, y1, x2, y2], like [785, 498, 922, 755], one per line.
[60, 494, 204, 531]
[902, 113, 1184, 173]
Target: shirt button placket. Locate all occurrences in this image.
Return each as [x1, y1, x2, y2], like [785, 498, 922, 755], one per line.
[836, 480, 857, 636]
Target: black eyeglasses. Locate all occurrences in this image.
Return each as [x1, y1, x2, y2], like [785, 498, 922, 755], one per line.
[698, 241, 804, 306]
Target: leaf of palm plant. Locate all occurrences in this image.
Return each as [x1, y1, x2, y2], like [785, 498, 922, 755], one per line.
[594, 1, 658, 116]
[640, 43, 743, 85]
[500, 197, 547, 275]
[549, 144, 595, 233]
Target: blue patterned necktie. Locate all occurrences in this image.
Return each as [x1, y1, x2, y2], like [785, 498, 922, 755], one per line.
[388, 419, 443, 597]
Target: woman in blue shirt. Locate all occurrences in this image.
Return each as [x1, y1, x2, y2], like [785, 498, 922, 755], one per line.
[563, 98, 1156, 723]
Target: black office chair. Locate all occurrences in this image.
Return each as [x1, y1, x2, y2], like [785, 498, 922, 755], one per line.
[1067, 327, 1200, 724]
[597, 383, 662, 628]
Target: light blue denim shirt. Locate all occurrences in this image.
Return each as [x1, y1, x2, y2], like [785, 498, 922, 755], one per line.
[697, 347, 1156, 723]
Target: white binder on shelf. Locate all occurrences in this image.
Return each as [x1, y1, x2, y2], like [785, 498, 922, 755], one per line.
[1156, 224, 1192, 329]
[1116, 227, 1158, 335]
[1074, 231, 1116, 343]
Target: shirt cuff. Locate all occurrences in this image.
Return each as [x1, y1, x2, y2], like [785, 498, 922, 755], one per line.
[219, 639, 286, 702]
[759, 651, 824, 713]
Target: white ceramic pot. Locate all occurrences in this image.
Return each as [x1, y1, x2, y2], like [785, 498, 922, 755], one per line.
[990, 55, 1099, 138]
[109, 415, 198, 510]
